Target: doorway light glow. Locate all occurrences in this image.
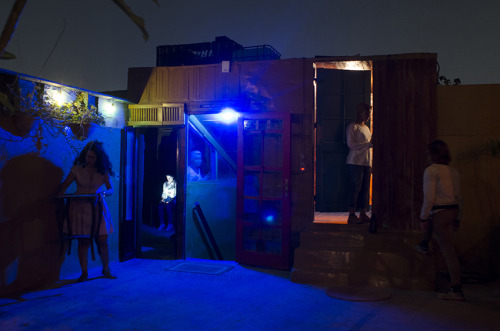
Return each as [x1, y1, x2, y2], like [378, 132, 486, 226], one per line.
[341, 61, 370, 71]
[314, 60, 372, 71]
[217, 107, 239, 124]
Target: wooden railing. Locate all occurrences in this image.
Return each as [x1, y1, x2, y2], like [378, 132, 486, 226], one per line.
[127, 103, 185, 126]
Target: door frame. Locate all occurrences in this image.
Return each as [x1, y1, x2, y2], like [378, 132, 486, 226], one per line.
[119, 125, 186, 261]
[119, 127, 138, 261]
[314, 64, 372, 214]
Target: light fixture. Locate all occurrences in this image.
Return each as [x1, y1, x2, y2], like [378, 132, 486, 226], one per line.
[217, 107, 239, 124]
[51, 88, 66, 106]
[100, 98, 116, 119]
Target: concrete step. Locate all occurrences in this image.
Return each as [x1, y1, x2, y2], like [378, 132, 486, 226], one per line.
[290, 268, 435, 290]
[293, 246, 434, 275]
[307, 222, 371, 232]
[299, 228, 421, 250]
[291, 226, 436, 290]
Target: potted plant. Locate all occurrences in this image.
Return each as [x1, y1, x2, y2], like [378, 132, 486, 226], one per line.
[1, 82, 107, 140]
[0, 83, 51, 137]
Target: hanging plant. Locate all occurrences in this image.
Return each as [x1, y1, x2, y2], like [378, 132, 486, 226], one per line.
[0, 83, 54, 137]
[54, 91, 106, 140]
[1, 80, 108, 146]
[57, 91, 106, 125]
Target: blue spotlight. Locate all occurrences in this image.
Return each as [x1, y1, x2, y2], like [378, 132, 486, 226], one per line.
[263, 209, 277, 223]
[218, 107, 239, 124]
[264, 214, 275, 223]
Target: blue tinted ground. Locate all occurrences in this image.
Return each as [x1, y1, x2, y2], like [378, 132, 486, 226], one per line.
[1, 258, 499, 330]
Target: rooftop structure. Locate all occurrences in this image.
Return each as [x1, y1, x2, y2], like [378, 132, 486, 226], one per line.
[156, 36, 281, 67]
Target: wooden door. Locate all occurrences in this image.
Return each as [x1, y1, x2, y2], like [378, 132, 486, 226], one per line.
[315, 69, 371, 212]
[236, 113, 290, 269]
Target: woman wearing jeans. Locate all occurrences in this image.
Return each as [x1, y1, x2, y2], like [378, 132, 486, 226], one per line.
[346, 102, 373, 224]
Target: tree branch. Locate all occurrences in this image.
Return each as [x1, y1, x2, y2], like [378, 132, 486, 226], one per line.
[111, 0, 152, 41]
[0, 0, 28, 59]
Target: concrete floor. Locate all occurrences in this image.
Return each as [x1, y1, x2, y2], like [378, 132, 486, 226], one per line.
[1, 258, 500, 330]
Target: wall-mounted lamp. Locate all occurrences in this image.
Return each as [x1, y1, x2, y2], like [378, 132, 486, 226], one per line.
[217, 107, 239, 124]
[52, 88, 66, 106]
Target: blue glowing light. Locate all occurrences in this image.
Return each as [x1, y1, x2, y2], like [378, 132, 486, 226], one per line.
[217, 107, 239, 124]
[265, 215, 274, 222]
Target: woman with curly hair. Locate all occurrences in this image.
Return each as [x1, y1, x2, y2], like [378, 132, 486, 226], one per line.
[59, 140, 116, 281]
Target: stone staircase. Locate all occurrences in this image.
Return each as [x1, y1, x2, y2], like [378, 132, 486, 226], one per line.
[291, 222, 437, 290]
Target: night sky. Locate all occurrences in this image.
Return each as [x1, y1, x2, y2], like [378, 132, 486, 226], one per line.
[1, 0, 499, 92]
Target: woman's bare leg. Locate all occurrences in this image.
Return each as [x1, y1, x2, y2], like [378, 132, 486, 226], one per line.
[97, 235, 116, 279]
[77, 238, 91, 281]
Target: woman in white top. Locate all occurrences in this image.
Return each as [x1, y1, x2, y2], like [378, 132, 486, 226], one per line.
[417, 140, 463, 300]
[346, 102, 373, 224]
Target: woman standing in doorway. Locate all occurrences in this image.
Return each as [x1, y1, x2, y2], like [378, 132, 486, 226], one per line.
[59, 140, 116, 281]
[346, 102, 373, 224]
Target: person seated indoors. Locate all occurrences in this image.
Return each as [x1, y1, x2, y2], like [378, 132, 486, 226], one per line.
[158, 174, 176, 231]
[187, 150, 210, 182]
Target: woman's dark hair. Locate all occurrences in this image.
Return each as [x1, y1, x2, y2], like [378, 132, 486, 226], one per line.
[428, 140, 451, 165]
[74, 140, 115, 176]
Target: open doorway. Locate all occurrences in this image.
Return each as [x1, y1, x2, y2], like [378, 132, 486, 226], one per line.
[137, 127, 179, 259]
[313, 61, 373, 224]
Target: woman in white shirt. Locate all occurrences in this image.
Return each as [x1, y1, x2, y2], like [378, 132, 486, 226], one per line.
[346, 102, 373, 224]
[417, 140, 463, 300]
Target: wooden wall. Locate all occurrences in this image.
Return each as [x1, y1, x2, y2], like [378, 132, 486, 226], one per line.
[128, 53, 438, 234]
[128, 58, 315, 249]
[372, 54, 437, 231]
[437, 84, 500, 275]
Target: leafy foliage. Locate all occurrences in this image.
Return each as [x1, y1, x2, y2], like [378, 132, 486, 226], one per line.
[56, 91, 106, 126]
[438, 75, 461, 86]
[1, 84, 106, 126]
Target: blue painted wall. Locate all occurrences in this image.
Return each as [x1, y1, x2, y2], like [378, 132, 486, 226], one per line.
[185, 178, 237, 260]
[0, 82, 126, 295]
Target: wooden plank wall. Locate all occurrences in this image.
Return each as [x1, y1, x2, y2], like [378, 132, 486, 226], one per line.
[372, 55, 437, 231]
[128, 54, 436, 233]
[128, 65, 242, 104]
[128, 59, 315, 240]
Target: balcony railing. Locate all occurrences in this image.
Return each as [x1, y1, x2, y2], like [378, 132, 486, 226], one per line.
[127, 103, 185, 126]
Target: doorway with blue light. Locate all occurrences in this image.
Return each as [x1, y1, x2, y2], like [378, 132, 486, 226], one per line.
[119, 126, 180, 261]
[120, 107, 291, 269]
[184, 111, 238, 261]
[185, 111, 291, 269]
[314, 61, 373, 224]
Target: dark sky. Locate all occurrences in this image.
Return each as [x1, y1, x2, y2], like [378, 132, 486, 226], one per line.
[1, 0, 499, 92]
